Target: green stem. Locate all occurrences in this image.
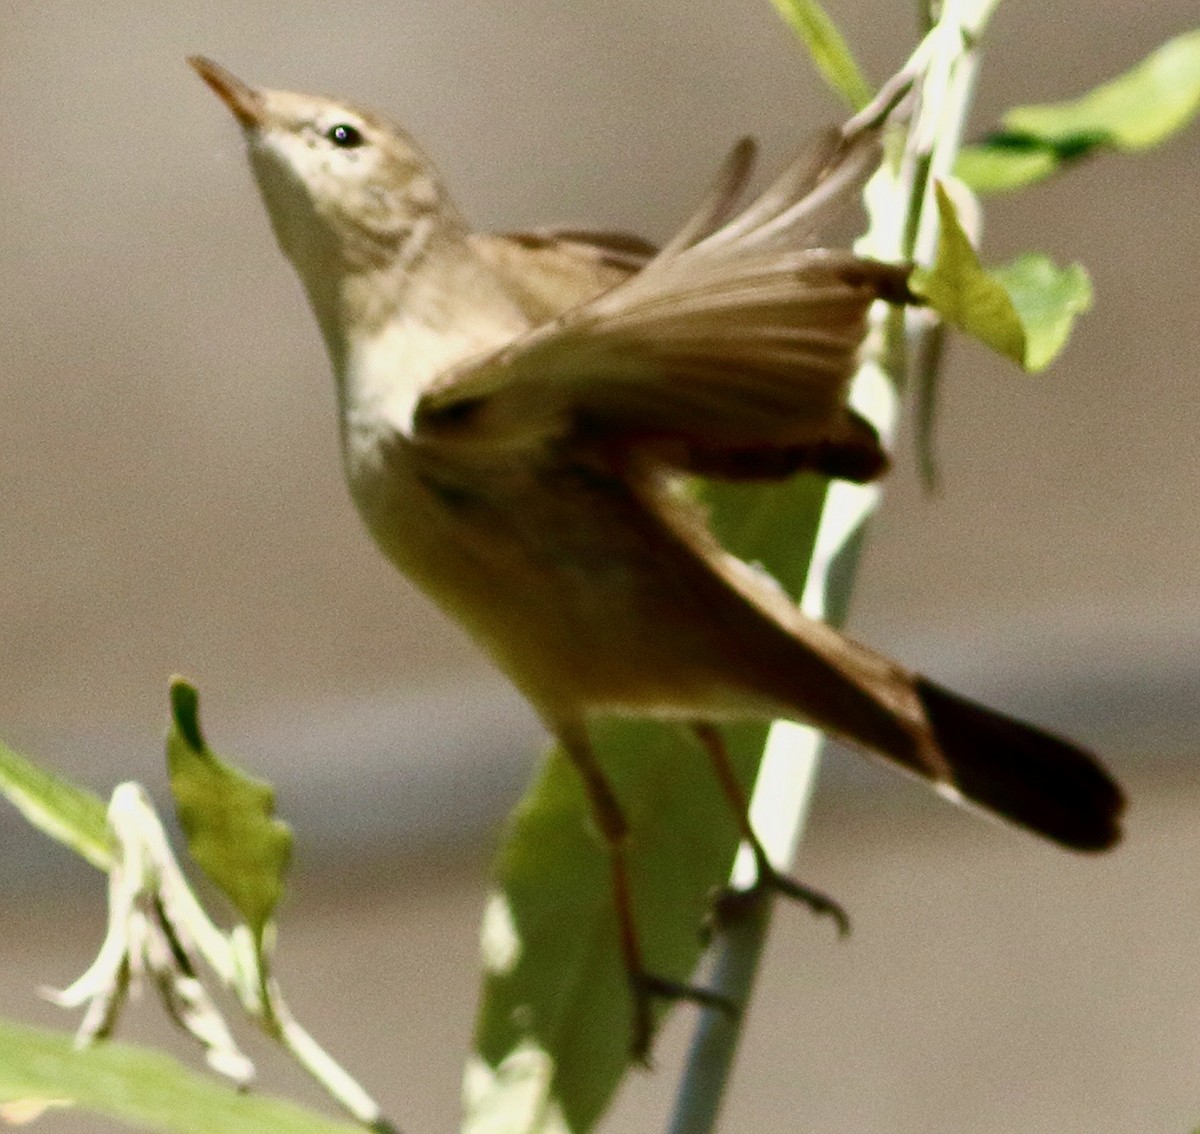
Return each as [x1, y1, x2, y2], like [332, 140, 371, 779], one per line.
[666, 737, 819, 1134]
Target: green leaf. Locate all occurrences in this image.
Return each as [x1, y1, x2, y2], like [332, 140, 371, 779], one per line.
[910, 184, 1025, 364]
[470, 722, 751, 1134]
[0, 1017, 358, 1134]
[1004, 29, 1200, 149]
[910, 182, 1090, 371]
[992, 255, 1093, 373]
[0, 740, 114, 871]
[954, 140, 1063, 194]
[767, 0, 872, 110]
[957, 29, 1200, 192]
[166, 678, 292, 942]
[468, 474, 829, 1133]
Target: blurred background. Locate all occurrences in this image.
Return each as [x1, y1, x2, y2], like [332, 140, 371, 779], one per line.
[1, 1, 1197, 1131]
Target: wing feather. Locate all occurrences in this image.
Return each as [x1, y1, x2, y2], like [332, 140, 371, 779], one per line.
[417, 116, 909, 483]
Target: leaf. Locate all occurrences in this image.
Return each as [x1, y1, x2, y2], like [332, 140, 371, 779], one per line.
[954, 141, 1064, 195]
[705, 472, 829, 595]
[910, 184, 1025, 364]
[957, 29, 1200, 192]
[166, 678, 292, 942]
[992, 255, 1093, 373]
[0, 1017, 358, 1134]
[468, 474, 829, 1133]
[0, 740, 114, 871]
[470, 723, 747, 1134]
[910, 182, 1090, 371]
[1003, 29, 1200, 150]
[767, 0, 872, 110]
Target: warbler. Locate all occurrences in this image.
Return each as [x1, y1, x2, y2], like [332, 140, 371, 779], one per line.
[191, 57, 1123, 1054]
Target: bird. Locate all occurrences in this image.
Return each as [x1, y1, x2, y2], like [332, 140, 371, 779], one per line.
[190, 56, 1124, 1056]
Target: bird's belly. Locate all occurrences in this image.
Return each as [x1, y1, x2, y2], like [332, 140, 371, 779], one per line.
[347, 450, 783, 724]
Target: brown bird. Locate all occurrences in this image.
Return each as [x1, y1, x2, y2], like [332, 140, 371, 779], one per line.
[190, 57, 1124, 1055]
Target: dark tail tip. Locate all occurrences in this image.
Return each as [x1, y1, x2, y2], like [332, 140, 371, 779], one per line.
[915, 678, 1125, 852]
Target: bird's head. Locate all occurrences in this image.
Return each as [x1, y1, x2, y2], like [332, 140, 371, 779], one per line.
[190, 56, 457, 284]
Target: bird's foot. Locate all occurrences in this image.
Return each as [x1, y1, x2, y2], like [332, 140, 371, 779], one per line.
[710, 863, 850, 937]
[627, 970, 739, 1064]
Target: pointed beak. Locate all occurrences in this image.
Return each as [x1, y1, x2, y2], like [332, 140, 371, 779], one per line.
[188, 56, 265, 128]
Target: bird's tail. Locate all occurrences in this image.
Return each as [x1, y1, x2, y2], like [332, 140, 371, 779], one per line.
[754, 620, 1125, 851]
[910, 677, 1124, 851]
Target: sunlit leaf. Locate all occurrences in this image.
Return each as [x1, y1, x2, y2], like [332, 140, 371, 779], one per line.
[470, 721, 751, 1133]
[0, 741, 114, 871]
[1004, 29, 1200, 150]
[0, 1017, 357, 1134]
[910, 184, 1024, 364]
[166, 679, 292, 942]
[910, 183, 1090, 371]
[955, 141, 1062, 194]
[993, 255, 1093, 373]
[958, 29, 1200, 192]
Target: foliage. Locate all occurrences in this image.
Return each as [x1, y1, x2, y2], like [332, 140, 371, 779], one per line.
[0, 1018, 358, 1134]
[0, 739, 113, 871]
[167, 678, 293, 945]
[957, 30, 1200, 193]
[909, 183, 1093, 373]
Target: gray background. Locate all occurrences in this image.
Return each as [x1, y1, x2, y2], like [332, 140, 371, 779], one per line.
[1, 2, 1197, 1131]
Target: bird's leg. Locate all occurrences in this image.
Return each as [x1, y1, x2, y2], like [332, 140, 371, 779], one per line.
[692, 722, 850, 935]
[557, 721, 737, 1062]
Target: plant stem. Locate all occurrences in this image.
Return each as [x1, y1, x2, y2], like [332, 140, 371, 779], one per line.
[666, 394, 892, 1134]
[666, 732, 820, 1134]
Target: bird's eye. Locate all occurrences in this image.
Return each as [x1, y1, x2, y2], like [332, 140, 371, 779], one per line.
[326, 123, 364, 148]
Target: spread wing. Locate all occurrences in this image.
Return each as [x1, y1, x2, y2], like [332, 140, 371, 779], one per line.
[416, 122, 909, 483]
[466, 228, 653, 324]
[466, 136, 756, 322]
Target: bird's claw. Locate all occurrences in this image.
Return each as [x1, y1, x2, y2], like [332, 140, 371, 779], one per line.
[710, 865, 850, 937]
[628, 970, 739, 1063]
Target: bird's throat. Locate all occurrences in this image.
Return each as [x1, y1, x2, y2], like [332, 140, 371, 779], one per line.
[332, 248, 531, 451]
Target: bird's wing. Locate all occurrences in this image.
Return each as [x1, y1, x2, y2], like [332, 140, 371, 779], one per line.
[467, 136, 757, 322]
[416, 123, 908, 483]
[467, 230, 650, 324]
